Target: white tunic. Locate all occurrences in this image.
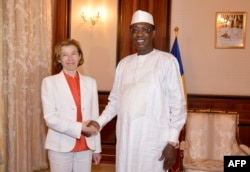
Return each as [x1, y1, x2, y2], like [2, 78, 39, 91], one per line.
[97, 49, 187, 172]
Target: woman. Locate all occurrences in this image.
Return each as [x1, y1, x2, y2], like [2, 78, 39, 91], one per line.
[41, 39, 101, 172]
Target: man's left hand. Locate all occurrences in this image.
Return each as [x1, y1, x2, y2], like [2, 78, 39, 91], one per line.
[159, 143, 177, 171]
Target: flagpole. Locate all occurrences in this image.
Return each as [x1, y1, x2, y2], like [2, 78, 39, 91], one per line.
[171, 27, 187, 172]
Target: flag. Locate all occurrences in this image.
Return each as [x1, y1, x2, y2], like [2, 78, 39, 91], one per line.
[171, 37, 184, 76]
[170, 37, 187, 106]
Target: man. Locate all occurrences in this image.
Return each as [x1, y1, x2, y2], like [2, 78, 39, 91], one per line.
[90, 10, 187, 172]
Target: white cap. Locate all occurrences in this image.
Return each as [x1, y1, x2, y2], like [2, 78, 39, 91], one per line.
[130, 10, 154, 25]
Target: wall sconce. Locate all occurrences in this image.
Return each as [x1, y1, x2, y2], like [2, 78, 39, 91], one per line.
[81, 7, 102, 26]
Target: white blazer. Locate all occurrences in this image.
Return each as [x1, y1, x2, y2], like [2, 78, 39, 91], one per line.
[41, 71, 101, 153]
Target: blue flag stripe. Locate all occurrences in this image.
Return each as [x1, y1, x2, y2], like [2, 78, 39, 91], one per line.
[170, 37, 184, 76]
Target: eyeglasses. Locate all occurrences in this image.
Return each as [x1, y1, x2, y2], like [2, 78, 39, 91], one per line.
[130, 27, 153, 34]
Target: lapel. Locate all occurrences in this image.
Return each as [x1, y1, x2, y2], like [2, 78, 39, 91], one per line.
[79, 72, 86, 110]
[57, 71, 75, 105]
[57, 71, 91, 114]
[79, 73, 93, 120]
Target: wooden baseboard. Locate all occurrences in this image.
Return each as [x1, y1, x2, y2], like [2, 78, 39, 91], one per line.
[100, 144, 116, 163]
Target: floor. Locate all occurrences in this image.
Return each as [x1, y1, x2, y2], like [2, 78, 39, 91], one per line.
[37, 163, 115, 172]
[92, 163, 115, 172]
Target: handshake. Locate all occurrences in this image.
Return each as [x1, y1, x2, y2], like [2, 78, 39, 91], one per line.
[81, 120, 100, 137]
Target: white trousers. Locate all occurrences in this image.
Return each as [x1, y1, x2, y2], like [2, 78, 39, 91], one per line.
[48, 149, 92, 172]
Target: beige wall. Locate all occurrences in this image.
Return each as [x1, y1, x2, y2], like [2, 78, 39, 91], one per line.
[171, 0, 250, 96]
[70, 0, 117, 91]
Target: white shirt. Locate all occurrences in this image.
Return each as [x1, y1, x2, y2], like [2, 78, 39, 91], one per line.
[97, 49, 187, 172]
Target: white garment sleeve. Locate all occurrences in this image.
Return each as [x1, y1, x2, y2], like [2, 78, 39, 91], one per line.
[165, 56, 187, 143]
